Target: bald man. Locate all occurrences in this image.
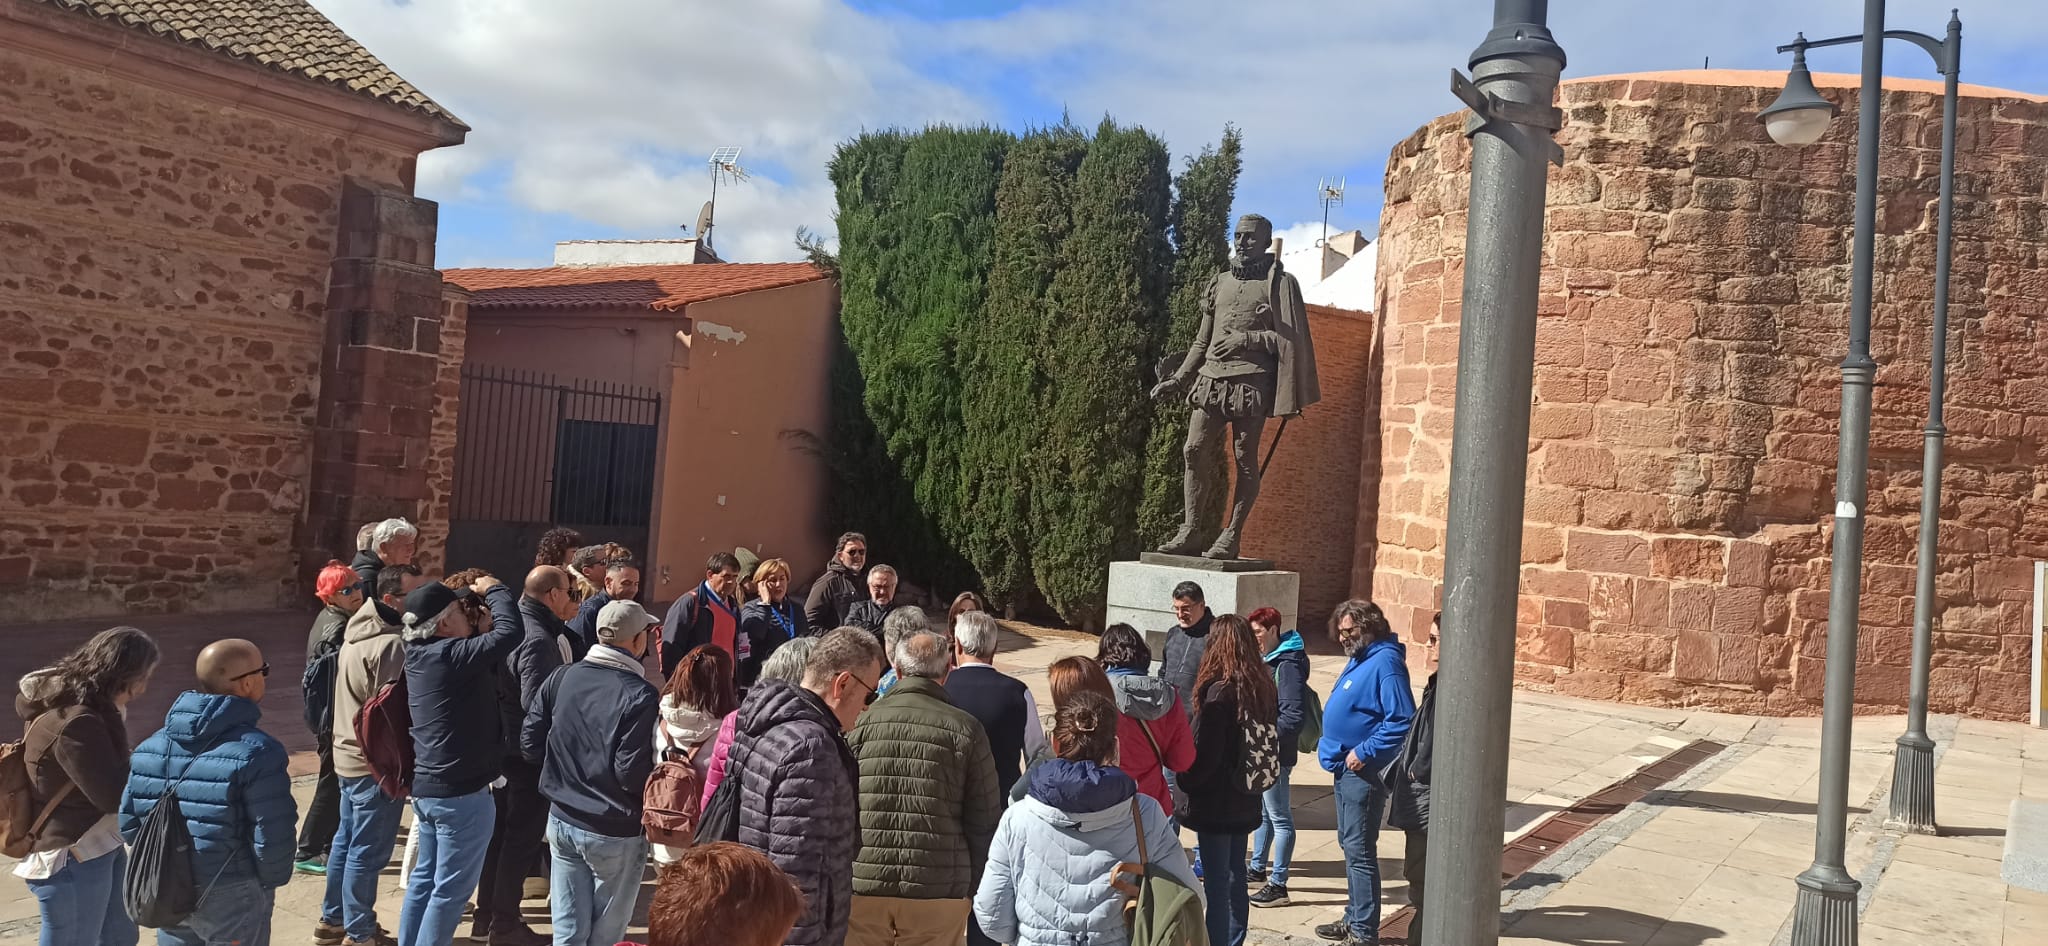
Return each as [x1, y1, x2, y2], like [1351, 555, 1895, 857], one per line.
[473, 566, 579, 945]
[122, 639, 296, 946]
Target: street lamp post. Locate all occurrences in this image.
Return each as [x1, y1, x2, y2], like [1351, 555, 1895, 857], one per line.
[1422, 2, 1564, 945]
[1757, 3, 1964, 942]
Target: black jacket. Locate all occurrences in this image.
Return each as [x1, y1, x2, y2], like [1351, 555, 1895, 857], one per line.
[523, 647, 659, 838]
[737, 598, 805, 687]
[564, 591, 610, 661]
[350, 549, 386, 595]
[499, 595, 573, 762]
[1178, 683, 1264, 834]
[803, 559, 865, 632]
[844, 599, 911, 640]
[1158, 609, 1213, 722]
[1389, 672, 1437, 832]
[1268, 640, 1311, 768]
[404, 584, 523, 798]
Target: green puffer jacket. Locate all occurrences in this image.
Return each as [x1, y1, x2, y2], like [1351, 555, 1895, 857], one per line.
[846, 676, 1004, 899]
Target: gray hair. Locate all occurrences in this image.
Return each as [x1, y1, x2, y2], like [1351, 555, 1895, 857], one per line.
[759, 637, 817, 684]
[868, 564, 898, 582]
[372, 518, 418, 551]
[893, 630, 951, 680]
[881, 607, 928, 654]
[356, 523, 378, 552]
[953, 611, 1000, 661]
[803, 628, 886, 691]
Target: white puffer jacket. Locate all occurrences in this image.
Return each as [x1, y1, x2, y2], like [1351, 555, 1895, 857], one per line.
[974, 760, 1197, 946]
[650, 696, 721, 864]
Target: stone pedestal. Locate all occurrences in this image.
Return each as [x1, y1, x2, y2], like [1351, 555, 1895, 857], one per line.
[1107, 559, 1299, 653]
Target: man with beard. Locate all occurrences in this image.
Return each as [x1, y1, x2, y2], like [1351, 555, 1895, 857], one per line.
[804, 532, 869, 631]
[1313, 599, 1414, 946]
[1150, 213, 1320, 560]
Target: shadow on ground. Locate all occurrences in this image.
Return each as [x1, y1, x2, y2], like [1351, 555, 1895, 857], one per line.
[1503, 906, 1724, 946]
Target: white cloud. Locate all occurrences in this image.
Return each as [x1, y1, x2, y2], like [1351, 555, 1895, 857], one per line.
[316, 0, 986, 263]
[315, 0, 2048, 266]
[1272, 220, 1375, 312]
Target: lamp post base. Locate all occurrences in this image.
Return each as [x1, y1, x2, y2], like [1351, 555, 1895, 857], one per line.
[1887, 732, 1938, 834]
[1790, 867, 1861, 946]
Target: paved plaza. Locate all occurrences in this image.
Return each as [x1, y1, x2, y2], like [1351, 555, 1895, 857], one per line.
[0, 611, 2041, 944]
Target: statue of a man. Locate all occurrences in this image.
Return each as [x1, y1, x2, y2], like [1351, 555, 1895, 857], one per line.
[1150, 213, 1321, 559]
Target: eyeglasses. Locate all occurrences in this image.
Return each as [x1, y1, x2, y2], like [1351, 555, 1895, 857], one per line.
[845, 672, 879, 706]
[844, 548, 867, 557]
[229, 663, 271, 682]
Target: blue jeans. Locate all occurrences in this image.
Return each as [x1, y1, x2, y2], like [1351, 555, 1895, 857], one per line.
[1249, 765, 1296, 885]
[1334, 768, 1388, 939]
[1195, 832, 1248, 946]
[157, 877, 272, 946]
[547, 815, 650, 946]
[27, 846, 136, 946]
[397, 790, 497, 946]
[322, 776, 407, 939]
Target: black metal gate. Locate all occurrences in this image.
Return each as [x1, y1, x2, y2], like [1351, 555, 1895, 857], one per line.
[447, 364, 662, 581]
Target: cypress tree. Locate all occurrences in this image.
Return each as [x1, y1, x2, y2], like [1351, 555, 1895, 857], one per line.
[1028, 119, 1172, 628]
[959, 124, 1089, 615]
[1139, 127, 1244, 545]
[825, 127, 1008, 589]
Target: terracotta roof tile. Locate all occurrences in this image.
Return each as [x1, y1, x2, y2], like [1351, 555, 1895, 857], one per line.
[33, 0, 465, 126]
[442, 263, 827, 312]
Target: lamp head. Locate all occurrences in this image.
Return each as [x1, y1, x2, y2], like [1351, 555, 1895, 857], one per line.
[1759, 40, 1839, 147]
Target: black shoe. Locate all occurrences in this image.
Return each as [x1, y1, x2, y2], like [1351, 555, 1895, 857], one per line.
[1246, 867, 1267, 886]
[466, 919, 491, 942]
[1315, 921, 1351, 941]
[1249, 883, 1290, 907]
[487, 926, 549, 946]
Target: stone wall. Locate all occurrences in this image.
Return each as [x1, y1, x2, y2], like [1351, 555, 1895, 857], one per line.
[0, 34, 444, 616]
[1368, 72, 2048, 720]
[1243, 303, 1378, 631]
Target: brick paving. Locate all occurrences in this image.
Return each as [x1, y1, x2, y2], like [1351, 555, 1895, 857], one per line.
[1, 614, 2039, 944]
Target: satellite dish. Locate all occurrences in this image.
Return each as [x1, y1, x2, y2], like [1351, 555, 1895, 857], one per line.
[695, 201, 715, 252]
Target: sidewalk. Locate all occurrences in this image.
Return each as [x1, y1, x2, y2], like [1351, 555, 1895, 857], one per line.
[0, 616, 2039, 944]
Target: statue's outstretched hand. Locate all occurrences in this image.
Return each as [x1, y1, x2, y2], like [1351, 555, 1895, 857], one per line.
[1149, 377, 1181, 399]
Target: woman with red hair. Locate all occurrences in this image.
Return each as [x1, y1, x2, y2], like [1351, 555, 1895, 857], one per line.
[643, 842, 803, 946]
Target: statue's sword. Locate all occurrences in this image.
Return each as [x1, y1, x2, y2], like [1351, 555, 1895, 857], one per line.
[1259, 415, 1290, 478]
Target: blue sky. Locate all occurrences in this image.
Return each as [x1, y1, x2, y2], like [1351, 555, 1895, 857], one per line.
[317, 0, 2048, 269]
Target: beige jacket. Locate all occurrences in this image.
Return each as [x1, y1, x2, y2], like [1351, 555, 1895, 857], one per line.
[332, 599, 407, 779]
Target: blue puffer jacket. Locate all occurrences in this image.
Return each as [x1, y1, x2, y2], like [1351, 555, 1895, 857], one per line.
[120, 691, 296, 889]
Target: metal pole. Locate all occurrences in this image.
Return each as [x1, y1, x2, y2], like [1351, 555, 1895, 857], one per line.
[1420, 2, 1563, 944]
[1889, 9, 1960, 836]
[1791, 0, 1885, 943]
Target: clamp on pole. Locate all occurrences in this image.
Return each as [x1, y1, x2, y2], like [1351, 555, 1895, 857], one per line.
[1451, 69, 1566, 166]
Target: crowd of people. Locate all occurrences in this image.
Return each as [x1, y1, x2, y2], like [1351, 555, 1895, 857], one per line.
[13, 522, 1441, 946]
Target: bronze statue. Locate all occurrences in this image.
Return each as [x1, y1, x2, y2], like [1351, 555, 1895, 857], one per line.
[1150, 213, 1320, 559]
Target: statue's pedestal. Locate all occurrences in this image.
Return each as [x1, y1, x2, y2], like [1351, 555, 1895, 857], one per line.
[1108, 557, 1300, 653]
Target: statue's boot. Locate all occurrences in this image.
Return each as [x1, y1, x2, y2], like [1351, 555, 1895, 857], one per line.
[1202, 457, 1261, 560]
[1157, 459, 1216, 555]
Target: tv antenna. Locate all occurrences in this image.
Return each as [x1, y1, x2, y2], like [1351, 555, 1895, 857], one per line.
[691, 146, 750, 251]
[1317, 177, 1346, 247]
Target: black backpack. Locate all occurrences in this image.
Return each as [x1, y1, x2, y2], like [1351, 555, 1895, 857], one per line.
[123, 785, 199, 928]
[693, 742, 745, 846]
[301, 641, 340, 735]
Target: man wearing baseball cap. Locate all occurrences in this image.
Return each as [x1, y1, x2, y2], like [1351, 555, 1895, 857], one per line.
[521, 599, 662, 946]
[393, 572, 523, 946]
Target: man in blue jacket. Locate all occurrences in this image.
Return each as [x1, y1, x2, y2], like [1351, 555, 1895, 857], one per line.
[395, 574, 522, 946]
[123, 638, 297, 946]
[523, 599, 661, 946]
[1314, 599, 1415, 946]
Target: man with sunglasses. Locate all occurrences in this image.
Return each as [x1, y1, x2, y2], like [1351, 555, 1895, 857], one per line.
[804, 532, 870, 633]
[122, 639, 297, 946]
[729, 627, 884, 946]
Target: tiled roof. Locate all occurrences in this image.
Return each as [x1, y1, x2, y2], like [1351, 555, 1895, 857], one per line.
[443, 263, 828, 312]
[32, 0, 464, 126]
